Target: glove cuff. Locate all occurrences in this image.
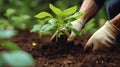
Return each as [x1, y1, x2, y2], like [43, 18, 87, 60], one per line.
[77, 18, 85, 25]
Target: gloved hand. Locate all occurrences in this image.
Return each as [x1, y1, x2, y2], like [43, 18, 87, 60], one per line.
[84, 21, 120, 52]
[67, 18, 85, 42]
[50, 18, 85, 42]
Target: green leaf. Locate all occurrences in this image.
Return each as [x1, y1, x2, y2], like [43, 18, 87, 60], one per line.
[65, 23, 72, 29]
[69, 12, 84, 19]
[0, 30, 17, 39]
[48, 19, 56, 24]
[63, 6, 77, 16]
[31, 24, 41, 32]
[46, 25, 54, 30]
[63, 31, 70, 37]
[41, 24, 54, 32]
[1, 40, 20, 51]
[21, 15, 31, 20]
[1, 51, 34, 67]
[5, 8, 16, 17]
[0, 19, 11, 30]
[49, 4, 62, 15]
[35, 12, 53, 19]
[58, 32, 64, 38]
[41, 24, 49, 32]
[0, 55, 5, 67]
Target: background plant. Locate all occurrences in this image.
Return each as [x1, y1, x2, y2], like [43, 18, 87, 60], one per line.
[0, 26, 34, 67]
[0, 8, 34, 66]
[0, 0, 107, 32]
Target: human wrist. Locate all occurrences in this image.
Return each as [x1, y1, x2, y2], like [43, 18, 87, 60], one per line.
[110, 14, 120, 29]
[107, 21, 120, 36]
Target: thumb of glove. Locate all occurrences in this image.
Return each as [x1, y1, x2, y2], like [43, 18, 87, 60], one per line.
[67, 19, 85, 42]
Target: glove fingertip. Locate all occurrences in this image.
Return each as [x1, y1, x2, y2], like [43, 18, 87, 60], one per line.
[67, 35, 76, 42]
[84, 42, 93, 53]
[84, 45, 89, 52]
[67, 37, 73, 42]
[92, 45, 99, 52]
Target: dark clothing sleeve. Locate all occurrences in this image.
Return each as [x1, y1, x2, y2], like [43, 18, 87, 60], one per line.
[107, 0, 120, 19]
[94, 0, 105, 9]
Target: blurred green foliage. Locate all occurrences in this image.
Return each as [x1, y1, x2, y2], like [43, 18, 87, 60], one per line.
[0, 0, 107, 31]
[0, 29, 34, 67]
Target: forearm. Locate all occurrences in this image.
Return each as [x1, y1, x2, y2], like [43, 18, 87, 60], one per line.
[79, 0, 105, 23]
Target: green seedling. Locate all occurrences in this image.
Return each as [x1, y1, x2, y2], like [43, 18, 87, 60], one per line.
[31, 4, 84, 40]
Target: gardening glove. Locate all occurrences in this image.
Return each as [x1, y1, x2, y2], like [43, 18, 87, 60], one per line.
[67, 18, 85, 42]
[84, 21, 120, 52]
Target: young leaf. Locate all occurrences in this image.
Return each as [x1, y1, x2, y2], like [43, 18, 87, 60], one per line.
[35, 12, 53, 19]
[62, 6, 77, 16]
[45, 25, 54, 31]
[49, 4, 62, 15]
[73, 12, 85, 19]
[70, 12, 85, 19]
[0, 30, 17, 39]
[41, 24, 49, 32]
[1, 51, 34, 67]
[48, 19, 56, 24]
[1, 40, 20, 51]
[58, 32, 64, 38]
[0, 55, 5, 67]
[31, 24, 41, 32]
[65, 23, 72, 29]
[41, 24, 54, 32]
[63, 31, 70, 37]
[5, 8, 16, 17]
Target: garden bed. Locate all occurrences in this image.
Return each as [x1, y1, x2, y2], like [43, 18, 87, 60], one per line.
[9, 30, 120, 67]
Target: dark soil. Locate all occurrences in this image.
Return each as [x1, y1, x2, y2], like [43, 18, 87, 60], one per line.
[8, 30, 120, 67]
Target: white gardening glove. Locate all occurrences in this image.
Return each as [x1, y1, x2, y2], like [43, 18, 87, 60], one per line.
[67, 18, 85, 42]
[84, 21, 120, 52]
